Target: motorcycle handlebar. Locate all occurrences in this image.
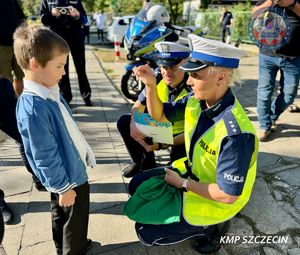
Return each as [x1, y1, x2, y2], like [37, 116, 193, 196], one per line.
[164, 22, 184, 32]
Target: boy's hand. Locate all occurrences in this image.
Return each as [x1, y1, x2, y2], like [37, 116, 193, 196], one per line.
[138, 140, 159, 152]
[59, 189, 76, 207]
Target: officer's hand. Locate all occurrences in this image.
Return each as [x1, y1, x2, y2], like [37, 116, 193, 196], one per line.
[165, 168, 183, 188]
[274, 0, 294, 7]
[68, 6, 80, 19]
[130, 119, 146, 141]
[133, 65, 156, 87]
[136, 139, 157, 152]
[59, 189, 76, 207]
[52, 8, 61, 17]
[153, 142, 160, 151]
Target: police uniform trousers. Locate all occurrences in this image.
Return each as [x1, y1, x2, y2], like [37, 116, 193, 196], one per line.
[128, 168, 216, 246]
[117, 114, 157, 170]
[53, 27, 91, 103]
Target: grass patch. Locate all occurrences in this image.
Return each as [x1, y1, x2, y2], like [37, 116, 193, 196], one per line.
[95, 49, 127, 62]
[110, 74, 121, 79]
[105, 69, 113, 74]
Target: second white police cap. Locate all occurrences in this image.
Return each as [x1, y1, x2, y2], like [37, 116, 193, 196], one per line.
[154, 41, 189, 67]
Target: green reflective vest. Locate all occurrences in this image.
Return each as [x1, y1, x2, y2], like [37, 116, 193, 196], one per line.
[157, 80, 188, 135]
[172, 96, 258, 226]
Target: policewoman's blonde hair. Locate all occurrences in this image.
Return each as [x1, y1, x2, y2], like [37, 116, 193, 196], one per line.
[208, 66, 241, 87]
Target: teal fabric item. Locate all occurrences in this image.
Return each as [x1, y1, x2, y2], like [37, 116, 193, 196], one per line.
[123, 175, 182, 224]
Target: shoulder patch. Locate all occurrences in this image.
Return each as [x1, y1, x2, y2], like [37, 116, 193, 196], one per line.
[223, 112, 241, 136]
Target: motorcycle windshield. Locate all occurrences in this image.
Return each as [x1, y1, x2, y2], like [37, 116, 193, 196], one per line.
[132, 18, 151, 37]
[139, 26, 168, 45]
[125, 23, 131, 41]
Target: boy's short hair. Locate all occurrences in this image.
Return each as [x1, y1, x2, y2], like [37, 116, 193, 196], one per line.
[13, 24, 69, 70]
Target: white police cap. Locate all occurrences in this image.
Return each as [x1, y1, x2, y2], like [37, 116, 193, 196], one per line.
[180, 34, 246, 71]
[154, 41, 189, 67]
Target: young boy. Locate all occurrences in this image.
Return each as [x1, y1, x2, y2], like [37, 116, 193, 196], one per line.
[13, 24, 96, 255]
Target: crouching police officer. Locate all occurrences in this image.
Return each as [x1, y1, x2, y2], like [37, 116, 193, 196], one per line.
[40, 0, 92, 106]
[129, 35, 258, 253]
[117, 42, 190, 178]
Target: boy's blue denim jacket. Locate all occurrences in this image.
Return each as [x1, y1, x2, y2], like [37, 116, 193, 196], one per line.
[16, 90, 88, 194]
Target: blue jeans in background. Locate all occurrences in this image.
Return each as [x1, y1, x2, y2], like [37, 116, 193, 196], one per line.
[257, 53, 300, 131]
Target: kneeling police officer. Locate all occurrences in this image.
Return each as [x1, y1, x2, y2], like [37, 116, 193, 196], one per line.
[128, 35, 259, 253]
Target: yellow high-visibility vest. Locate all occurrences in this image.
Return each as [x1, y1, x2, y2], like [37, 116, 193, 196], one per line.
[172, 96, 258, 226]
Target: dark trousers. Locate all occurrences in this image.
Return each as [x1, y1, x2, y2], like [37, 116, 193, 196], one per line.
[221, 26, 231, 43]
[0, 190, 3, 244]
[0, 78, 37, 181]
[129, 168, 215, 246]
[83, 26, 90, 44]
[54, 28, 91, 103]
[0, 209, 3, 244]
[117, 114, 186, 169]
[51, 182, 90, 255]
[97, 29, 104, 41]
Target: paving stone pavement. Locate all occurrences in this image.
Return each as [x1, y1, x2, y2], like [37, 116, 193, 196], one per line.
[0, 45, 299, 255]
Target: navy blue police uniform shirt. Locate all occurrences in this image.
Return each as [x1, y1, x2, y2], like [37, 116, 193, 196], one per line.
[40, 0, 87, 32]
[138, 73, 190, 105]
[164, 89, 255, 196]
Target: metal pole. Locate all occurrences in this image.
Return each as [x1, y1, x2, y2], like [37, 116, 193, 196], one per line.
[187, 0, 192, 26]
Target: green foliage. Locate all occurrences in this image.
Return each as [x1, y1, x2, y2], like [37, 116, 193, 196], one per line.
[196, 11, 220, 38]
[166, 0, 184, 24]
[82, 0, 110, 13]
[231, 2, 252, 42]
[201, 0, 210, 10]
[21, 0, 40, 16]
[20, 0, 183, 26]
[196, 3, 253, 43]
[112, 0, 143, 16]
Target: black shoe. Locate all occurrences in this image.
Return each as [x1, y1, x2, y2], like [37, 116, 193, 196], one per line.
[0, 199, 13, 224]
[122, 163, 141, 178]
[86, 239, 93, 250]
[195, 221, 230, 254]
[84, 99, 93, 106]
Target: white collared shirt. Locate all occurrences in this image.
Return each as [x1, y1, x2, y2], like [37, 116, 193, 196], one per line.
[23, 79, 96, 169]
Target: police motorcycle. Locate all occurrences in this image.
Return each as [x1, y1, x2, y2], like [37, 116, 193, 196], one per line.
[122, 5, 205, 101]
